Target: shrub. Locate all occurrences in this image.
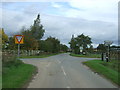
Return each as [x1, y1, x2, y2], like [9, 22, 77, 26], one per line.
[2, 51, 23, 74]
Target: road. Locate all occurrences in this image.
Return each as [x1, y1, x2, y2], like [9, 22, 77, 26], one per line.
[21, 53, 117, 88]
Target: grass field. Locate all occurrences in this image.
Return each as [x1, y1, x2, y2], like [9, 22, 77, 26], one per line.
[70, 53, 101, 58]
[83, 60, 119, 85]
[2, 63, 37, 88]
[20, 53, 62, 58]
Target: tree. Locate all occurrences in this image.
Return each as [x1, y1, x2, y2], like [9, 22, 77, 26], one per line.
[76, 34, 92, 52]
[97, 44, 107, 53]
[45, 36, 60, 53]
[30, 14, 45, 40]
[0, 28, 9, 49]
[60, 44, 68, 52]
[69, 34, 92, 54]
[19, 14, 45, 50]
[69, 35, 78, 53]
[21, 29, 39, 50]
[8, 36, 17, 50]
[87, 45, 94, 53]
[38, 40, 53, 52]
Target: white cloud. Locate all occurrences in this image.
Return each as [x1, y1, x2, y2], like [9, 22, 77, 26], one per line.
[51, 2, 62, 8]
[2, 0, 70, 2]
[2, 8, 35, 35]
[66, 0, 118, 23]
[69, 0, 118, 9]
[40, 14, 118, 46]
[1, 1, 118, 47]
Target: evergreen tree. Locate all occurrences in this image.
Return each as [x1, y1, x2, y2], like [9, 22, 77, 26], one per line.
[97, 44, 107, 53]
[30, 14, 45, 40]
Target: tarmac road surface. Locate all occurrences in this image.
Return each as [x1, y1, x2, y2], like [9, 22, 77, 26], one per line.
[21, 53, 117, 88]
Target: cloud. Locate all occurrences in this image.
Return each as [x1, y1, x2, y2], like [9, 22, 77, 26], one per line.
[1, 1, 118, 47]
[51, 2, 62, 8]
[40, 14, 118, 47]
[66, 0, 118, 23]
[2, 8, 36, 35]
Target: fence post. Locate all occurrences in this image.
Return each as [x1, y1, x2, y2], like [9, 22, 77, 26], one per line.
[101, 53, 104, 61]
[106, 53, 109, 62]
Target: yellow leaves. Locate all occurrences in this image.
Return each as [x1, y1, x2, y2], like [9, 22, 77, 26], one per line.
[0, 28, 8, 45]
[2, 28, 8, 44]
[0, 29, 2, 46]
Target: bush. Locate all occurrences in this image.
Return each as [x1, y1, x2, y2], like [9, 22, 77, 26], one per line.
[2, 51, 23, 74]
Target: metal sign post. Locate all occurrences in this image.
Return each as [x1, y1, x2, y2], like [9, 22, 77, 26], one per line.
[18, 44, 20, 58]
[104, 40, 113, 62]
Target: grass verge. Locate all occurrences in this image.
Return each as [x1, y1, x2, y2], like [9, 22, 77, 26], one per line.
[83, 60, 119, 86]
[70, 53, 101, 58]
[20, 53, 62, 59]
[0, 75, 1, 89]
[2, 63, 37, 88]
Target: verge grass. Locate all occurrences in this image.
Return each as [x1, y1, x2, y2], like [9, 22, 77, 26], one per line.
[70, 53, 101, 58]
[83, 60, 119, 85]
[2, 63, 36, 88]
[20, 53, 62, 58]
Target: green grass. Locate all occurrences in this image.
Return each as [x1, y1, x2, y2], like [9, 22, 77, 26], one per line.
[2, 63, 37, 88]
[20, 53, 60, 58]
[0, 75, 1, 89]
[83, 60, 119, 85]
[70, 53, 101, 58]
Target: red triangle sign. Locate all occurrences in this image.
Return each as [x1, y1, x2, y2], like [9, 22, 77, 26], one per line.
[16, 36, 22, 43]
[15, 35, 24, 44]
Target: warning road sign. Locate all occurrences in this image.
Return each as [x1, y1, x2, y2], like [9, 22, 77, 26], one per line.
[15, 35, 24, 44]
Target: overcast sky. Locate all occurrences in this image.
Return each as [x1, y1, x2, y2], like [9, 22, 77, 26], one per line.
[0, 0, 119, 47]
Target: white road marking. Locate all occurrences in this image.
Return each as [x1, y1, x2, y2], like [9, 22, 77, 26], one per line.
[61, 66, 66, 76]
[46, 62, 51, 67]
[58, 60, 61, 64]
[66, 86, 70, 88]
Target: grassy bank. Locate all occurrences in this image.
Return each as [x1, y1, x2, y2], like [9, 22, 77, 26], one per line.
[70, 53, 101, 58]
[3, 63, 37, 88]
[0, 76, 1, 89]
[20, 53, 63, 58]
[83, 60, 119, 85]
[2, 52, 37, 88]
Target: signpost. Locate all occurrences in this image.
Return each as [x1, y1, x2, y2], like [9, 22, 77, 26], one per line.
[15, 35, 24, 58]
[104, 40, 113, 62]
